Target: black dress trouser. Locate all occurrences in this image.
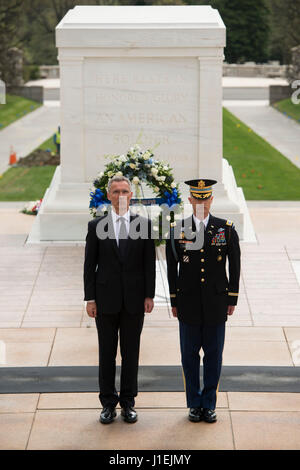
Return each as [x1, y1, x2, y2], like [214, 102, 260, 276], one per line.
[95, 305, 144, 409]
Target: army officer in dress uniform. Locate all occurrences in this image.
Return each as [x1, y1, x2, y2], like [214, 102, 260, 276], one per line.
[166, 179, 241, 423]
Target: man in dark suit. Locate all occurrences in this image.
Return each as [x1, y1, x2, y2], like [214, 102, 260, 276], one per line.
[84, 176, 156, 424]
[166, 179, 240, 423]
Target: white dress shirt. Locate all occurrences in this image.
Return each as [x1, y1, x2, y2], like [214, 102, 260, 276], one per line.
[86, 209, 131, 303]
[192, 213, 210, 231]
[111, 208, 131, 245]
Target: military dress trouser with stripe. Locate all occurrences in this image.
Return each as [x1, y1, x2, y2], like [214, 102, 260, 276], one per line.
[179, 320, 225, 410]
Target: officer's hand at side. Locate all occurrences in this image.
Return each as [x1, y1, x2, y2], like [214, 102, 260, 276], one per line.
[144, 297, 154, 313]
[86, 301, 97, 318]
[227, 305, 235, 315]
[172, 307, 178, 318]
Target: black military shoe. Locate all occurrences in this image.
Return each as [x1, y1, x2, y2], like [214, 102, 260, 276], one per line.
[121, 406, 138, 423]
[203, 408, 217, 423]
[188, 407, 203, 422]
[99, 406, 117, 424]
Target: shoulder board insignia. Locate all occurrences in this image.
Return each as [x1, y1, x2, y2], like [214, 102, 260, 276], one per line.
[226, 220, 233, 226]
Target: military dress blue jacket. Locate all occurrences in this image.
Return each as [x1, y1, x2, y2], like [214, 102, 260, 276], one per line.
[166, 213, 241, 326]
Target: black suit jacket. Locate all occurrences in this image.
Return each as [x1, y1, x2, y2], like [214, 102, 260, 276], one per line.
[84, 210, 156, 315]
[166, 214, 241, 326]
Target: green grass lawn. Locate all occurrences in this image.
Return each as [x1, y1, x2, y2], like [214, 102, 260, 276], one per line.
[37, 135, 57, 153]
[0, 129, 58, 201]
[223, 107, 300, 200]
[0, 166, 56, 201]
[0, 94, 42, 130]
[273, 98, 300, 123]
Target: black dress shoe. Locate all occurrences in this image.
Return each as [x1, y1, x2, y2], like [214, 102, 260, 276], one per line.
[121, 406, 138, 423]
[203, 408, 217, 423]
[99, 407, 117, 424]
[188, 407, 203, 422]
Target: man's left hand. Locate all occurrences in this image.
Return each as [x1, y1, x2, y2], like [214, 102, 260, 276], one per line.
[227, 305, 235, 315]
[144, 297, 154, 314]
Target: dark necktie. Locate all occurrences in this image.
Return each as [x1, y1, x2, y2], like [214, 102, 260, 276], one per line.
[118, 216, 128, 258]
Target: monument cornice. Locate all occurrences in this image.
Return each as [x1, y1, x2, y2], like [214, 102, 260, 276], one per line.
[56, 6, 225, 49]
[56, 5, 225, 28]
[57, 48, 225, 61]
[56, 29, 225, 49]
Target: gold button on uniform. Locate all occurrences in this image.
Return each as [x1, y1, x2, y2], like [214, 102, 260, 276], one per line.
[201, 268, 205, 272]
[200, 249, 204, 252]
[201, 278, 205, 282]
[201, 259, 205, 262]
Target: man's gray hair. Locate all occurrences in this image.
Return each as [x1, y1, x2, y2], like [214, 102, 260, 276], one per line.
[107, 175, 132, 193]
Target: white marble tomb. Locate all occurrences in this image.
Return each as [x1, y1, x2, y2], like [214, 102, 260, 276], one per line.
[28, 5, 255, 243]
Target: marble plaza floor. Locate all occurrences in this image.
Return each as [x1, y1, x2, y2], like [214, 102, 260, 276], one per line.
[0, 202, 300, 450]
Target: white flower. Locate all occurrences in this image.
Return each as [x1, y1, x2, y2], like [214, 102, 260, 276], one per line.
[153, 186, 160, 193]
[163, 165, 169, 171]
[171, 182, 176, 188]
[115, 171, 123, 177]
[143, 151, 151, 160]
[129, 163, 136, 169]
[107, 171, 113, 177]
[98, 171, 104, 178]
[132, 176, 140, 184]
[151, 167, 158, 176]
[130, 147, 138, 157]
[159, 176, 166, 182]
[119, 155, 126, 162]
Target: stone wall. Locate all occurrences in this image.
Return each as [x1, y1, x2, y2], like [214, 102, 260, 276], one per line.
[223, 62, 287, 78]
[7, 85, 43, 103]
[39, 65, 60, 79]
[269, 85, 292, 104]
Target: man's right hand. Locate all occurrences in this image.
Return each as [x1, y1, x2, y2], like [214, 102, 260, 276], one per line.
[86, 301, 97, 318]
[171, 307, 178, 318]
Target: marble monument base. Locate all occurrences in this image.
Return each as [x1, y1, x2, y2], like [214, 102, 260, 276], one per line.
[26, 159, 256, 244]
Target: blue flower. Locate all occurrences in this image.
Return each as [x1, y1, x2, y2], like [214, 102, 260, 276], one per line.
[160, 188, 181, 207]
[89, 188, 109, 208]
